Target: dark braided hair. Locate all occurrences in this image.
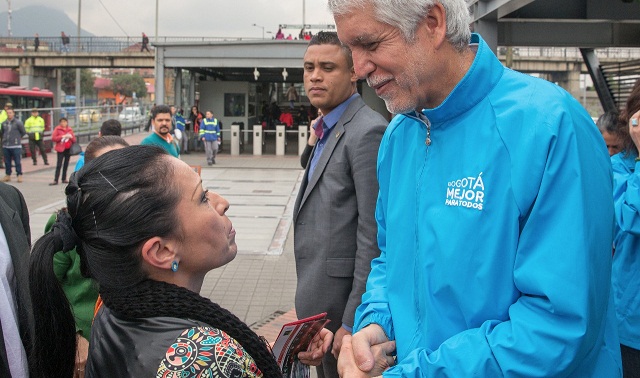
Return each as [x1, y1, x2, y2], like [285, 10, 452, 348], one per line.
[29, 145, 281, 377]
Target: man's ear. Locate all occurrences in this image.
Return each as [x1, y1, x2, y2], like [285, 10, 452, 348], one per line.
[140, 237, 176, 270]
[425, 2, 448, 49]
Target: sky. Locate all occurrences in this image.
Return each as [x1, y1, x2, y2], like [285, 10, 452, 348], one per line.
[9, 0, 336, 38]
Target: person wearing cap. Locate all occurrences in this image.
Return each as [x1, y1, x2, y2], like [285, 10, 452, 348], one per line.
[0, 102, 12, 169]
[24, 108, 49, 166]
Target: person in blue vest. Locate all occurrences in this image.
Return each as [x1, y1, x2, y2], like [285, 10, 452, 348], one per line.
[199, 111, 220, 165]
[141, 105, 179, 158]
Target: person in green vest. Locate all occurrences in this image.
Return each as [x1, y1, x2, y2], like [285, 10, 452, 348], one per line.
[24, 108, 49, 165]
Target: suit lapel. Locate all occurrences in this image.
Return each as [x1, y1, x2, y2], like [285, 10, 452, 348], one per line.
[0, 196, 29, 262]
[296, 97, 365, 212]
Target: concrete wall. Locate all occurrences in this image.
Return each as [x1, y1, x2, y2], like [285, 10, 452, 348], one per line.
[199, 80, 251, 141]
[199, 80, 250, 125]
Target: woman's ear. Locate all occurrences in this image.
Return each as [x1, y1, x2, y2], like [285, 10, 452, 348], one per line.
[140, 237, 177, 270]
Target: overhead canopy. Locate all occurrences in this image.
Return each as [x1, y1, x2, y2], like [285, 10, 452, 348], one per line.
[469, 0, 640, 48]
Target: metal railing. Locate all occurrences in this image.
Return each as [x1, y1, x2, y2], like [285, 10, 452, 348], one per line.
[12, 105, 147, 156]
[497, 46, 640, 60]
[0, 36, 263, 54]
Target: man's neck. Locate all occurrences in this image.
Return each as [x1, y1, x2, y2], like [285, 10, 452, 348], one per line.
[155, 131, 171, 142]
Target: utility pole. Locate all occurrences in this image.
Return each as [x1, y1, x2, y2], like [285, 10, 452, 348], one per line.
[75, 0, 81, 124]
[7, 0, 12, 37]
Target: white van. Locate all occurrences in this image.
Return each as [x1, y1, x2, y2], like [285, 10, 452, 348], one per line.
[118, 107, 144, 123]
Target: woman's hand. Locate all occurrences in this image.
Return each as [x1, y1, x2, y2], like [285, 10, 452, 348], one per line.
[74, 333, 89, 378]
[297, 328, 333, 366]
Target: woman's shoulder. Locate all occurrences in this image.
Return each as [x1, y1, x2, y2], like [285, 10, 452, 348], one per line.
[156, 325, 263, 377]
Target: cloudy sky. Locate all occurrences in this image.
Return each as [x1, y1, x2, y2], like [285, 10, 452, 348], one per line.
[11, 0, 336, 38]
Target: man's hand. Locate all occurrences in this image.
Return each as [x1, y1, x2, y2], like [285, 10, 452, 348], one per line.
[298, 328, 333, 366]
[332, 326, 352, 359]
[74, 333, 89, 378]
[338, 333, 396, 377]
[349, 324, 391, 372]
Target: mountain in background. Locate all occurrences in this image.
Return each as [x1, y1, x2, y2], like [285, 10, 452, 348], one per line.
[0, 5, 95, 38]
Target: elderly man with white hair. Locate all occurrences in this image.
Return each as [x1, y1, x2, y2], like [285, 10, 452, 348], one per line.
[329, 0, 623, 376]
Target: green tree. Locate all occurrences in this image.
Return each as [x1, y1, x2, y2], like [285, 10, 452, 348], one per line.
[110, 73, 147, 101]
[61, 68, 95, 96]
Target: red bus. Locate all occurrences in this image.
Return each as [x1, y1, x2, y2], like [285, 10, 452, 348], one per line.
[0, 86, 56, 156]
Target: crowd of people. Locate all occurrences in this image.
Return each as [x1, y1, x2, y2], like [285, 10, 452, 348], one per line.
[1, 0, 639, 377]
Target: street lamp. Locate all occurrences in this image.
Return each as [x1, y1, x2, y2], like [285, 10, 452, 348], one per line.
[252, 23, 265, 39]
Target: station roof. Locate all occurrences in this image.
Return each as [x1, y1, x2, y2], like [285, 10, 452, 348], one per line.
[470, 0, 640, 47]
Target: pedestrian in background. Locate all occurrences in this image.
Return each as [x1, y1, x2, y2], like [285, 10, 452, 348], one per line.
[34, 33, 40, 52]
[24, 108, 49, 166]
[61, 31, 70, 53]
[199, 110, 220, 165]
[141, 32, 150, 52]
[0, 102, 13, 169]
[1, 108, 26, 183]
[50, 118, 75, 185]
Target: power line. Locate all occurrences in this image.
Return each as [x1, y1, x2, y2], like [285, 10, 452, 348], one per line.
[95, 0, 129, 37]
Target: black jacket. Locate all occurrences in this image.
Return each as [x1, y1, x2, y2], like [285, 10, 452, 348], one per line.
[86, 306, 261, 377]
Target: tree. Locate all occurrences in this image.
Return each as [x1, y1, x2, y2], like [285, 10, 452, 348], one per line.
[61, 68, 95, 96]
[109, 73, 147, 101]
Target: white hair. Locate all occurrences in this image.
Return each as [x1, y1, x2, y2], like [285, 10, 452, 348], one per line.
[328, 0, 472, 51]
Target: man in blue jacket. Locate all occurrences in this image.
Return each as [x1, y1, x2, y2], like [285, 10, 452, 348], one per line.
[330, 0, 622, 376]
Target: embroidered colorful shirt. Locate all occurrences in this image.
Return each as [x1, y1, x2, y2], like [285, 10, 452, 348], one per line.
[157, 326, 262, 377]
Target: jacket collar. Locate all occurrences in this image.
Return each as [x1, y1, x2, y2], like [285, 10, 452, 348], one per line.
[420, 33, 504, 126]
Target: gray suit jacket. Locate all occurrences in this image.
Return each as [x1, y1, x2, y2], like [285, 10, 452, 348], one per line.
[294, 95, 387, 332]
[0, 183, 33, 377]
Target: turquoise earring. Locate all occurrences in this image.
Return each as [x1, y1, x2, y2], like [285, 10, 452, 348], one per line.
[171, 261, 179, 272]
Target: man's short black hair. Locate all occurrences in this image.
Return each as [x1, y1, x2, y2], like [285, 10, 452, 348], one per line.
[308, 31, 353, 69]
[100, 119, 122, 136]
[151, 104, 172, 119]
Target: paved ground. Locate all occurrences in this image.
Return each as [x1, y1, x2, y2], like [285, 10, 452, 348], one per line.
[6, 132, 317, 364]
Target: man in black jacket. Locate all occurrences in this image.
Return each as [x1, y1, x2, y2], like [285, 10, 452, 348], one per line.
[0, 183, 34, 377]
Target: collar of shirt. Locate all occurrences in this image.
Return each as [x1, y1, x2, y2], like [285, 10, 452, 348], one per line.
[155, 131, 173, 144]
[318, 93, 359, 141]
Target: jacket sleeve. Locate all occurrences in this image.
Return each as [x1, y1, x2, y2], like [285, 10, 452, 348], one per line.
[613, 157, 640, 235]
[69, 129, 76, 143]
[51, 127, 62, 142]
[341, 120, 386, 328]
[380, 112, 617, 377]
[353, 131, 395, 340]
[18, 121, 26, 137]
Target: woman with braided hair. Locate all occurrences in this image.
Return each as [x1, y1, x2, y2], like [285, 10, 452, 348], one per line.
[29, 145, 332, 378]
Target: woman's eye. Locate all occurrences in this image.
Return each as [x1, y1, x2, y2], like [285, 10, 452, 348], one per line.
[201, 190, 210, 203]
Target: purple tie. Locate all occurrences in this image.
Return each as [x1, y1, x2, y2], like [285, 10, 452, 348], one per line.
[314, 117, 324, 139]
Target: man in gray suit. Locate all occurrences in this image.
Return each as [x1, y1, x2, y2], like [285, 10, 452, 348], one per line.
[0, 182, 33, 377]
[293, 31, 387, 378]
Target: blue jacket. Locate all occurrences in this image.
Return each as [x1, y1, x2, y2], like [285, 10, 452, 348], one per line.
[611, 151, 640, 350]
[355, 34, 621, 377]
[199, 118, 219, 141]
